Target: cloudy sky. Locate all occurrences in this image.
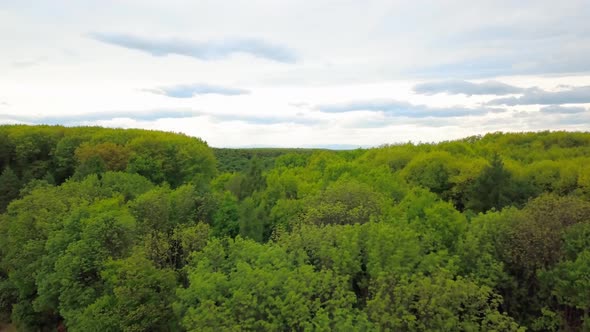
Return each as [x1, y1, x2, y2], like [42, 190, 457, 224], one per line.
[1, 0, 589, 148]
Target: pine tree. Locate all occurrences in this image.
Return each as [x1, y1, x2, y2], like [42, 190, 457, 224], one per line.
[467, 153, 511, 213]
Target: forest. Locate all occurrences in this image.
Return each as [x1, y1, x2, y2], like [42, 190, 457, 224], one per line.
[0, 125, 589, 331]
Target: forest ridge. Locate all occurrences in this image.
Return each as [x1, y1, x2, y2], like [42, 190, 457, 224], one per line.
[0, 125, 589, 331]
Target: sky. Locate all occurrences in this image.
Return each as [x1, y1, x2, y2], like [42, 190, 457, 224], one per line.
[1, 0, 589, 148]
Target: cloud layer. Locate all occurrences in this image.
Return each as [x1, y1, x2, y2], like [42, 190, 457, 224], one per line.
[413, 80, 525, 96]
[0, 110, 203, 125]
[88, 33, 298, 63]
[317, 99, 501, 118]
[487, 86, 590, 105]
[144, 83, 250, 98]
[0, 109, 320, 127]
[540, 105, 588, 114]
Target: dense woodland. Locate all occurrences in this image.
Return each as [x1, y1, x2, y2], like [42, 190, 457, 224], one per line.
[0, 125, 589, 331]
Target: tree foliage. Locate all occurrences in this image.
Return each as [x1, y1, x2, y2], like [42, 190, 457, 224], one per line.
[1, 126, 589, 330]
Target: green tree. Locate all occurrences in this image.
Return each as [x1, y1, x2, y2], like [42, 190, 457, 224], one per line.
[491, 195, 590, 327]
[75, 142, 131, 172]
[394, 188, 467, 253]
[176, 237, 371, 331]
[74, 252, 178, 332]
[402, 152, 456, 197]
[212, 191, 240, 237]
[466, 153, 511, 212]
[0, 176, 105, 330]
[303, 180, 382, 226]
[129, 187, 171, 234]
[53, 135, 83, 183]
[0, 167, 20, 212]
[540, 250, 590, 331]
[367, 270, 524, 331]
[239, 197, 264, 242]
[72, 155, 107, 180]
[34, 198, 137, 328]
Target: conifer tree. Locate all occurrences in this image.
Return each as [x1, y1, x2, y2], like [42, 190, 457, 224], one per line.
[467, 153, 511, 212]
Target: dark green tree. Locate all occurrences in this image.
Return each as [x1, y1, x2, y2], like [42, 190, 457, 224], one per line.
[467, 153, 511, 212]
[241, 157, 266, 199]
[0, 166, 20, 212]
[239, 197, 264, 242]
[72, 155, 107, 180]
[53, 136, 83, 183]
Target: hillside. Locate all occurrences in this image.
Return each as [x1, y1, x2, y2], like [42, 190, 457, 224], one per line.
[1, 126, 589, 331]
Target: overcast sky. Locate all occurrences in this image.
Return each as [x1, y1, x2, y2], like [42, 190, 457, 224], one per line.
[1, 0, 589, 148]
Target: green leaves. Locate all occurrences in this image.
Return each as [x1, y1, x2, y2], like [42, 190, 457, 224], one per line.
[303, 179, 383, 226]
[177, 237, 369, 331]
[367, 271, 523, 331]
[402, 151, 456, 197]
[40, 199, 137, 321]
[74, 252, 178, 332]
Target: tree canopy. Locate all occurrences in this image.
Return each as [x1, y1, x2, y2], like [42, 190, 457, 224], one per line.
[1, 126, 589, 331]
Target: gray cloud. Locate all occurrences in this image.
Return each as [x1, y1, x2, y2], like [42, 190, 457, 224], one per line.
[413, 80, 525, 96]
[410, 5, 590, 79]
[507, 108, 590, 128]
[0, 110, 203, 125]
[556, 112, 590, 125]
[409, 47, 590, 79]
[317, 99, 502, 118]
[88, 32, 297, 63]
[212, 113, 319, 126]
[487, 86, 590, 105]
[343, 116, 457, 129]
[144, 83, 250, 98]
[0, 109, 320, 127]
[540, 105, 588, 114]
